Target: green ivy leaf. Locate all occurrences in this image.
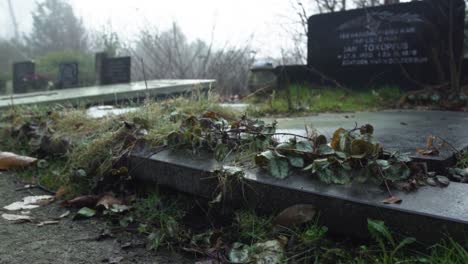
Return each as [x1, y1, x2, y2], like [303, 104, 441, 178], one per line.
[296, 141, 314, 152]
[288, 156, 304, 168]
[256, 151, 290, 179]
[316, 168, 334, 184]
[383, 163, 411, 182]
[269, 157, 290, 179]
[76, 207, 96, 218]
[319, 144, 335, 155]
[335, 151, 348, 159]
[255, 150, 275, 167]
[376, 160, 391, 169]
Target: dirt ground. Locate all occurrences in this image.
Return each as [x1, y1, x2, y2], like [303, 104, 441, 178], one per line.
[0, 172, 190, 264]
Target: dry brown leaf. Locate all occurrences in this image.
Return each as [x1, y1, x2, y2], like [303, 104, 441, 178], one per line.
[382, 196, 402, 204]
[426, 136, 436, 149]
[416, 148, 439, 156]
[272, 204, 316, 228]
[202, 111, 219, 119]
[96, 194, 123, 210]
[55, 186, 70, 200]
[331, 128, 346, 151]
[61, 195, 100, 208]
[0, 152, 37, 170]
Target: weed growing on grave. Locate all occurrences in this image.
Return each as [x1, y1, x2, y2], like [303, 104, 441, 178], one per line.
[367, 219, 416, 264]
[0, 96, 238, 196]
[127, 190, 468, 264]
[2, 95, 467, 263]
[235, 210, 273, 244]
[456, 150, 468, 169]
[427, 238, 468, 263]
[133, 192, 188, 251]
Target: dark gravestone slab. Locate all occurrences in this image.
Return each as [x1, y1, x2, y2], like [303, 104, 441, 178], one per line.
[58, 62, 79, 89]
[307, 0, 465, 88]
[130, 150, 468, 244]
[13, 61, 35, 94]
[100, 57, 131, 85]
[0, 80, 5, 94]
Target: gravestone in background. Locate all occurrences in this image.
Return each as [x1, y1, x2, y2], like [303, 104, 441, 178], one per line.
[0, 80, 5, 94]
[100, 57, 131, 85]
[307, 0, 465, 89]
[13, 61, 35, 94]
[95, 52, 108, 85]
[58, 62, 79, 89]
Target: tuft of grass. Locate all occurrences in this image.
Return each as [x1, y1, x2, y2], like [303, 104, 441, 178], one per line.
[427, 238, 468, 264]
[13, 158, 68, 192]
[456, 151, 468, 169]
[133, 191, 187, 251]
[235, 210, 273, 244]
[0, 95, 241, 196]
[246, 85, 402, 117]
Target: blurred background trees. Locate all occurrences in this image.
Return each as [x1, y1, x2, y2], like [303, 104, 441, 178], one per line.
[0, 0, 465, 96]
[26, 0, 88, 56]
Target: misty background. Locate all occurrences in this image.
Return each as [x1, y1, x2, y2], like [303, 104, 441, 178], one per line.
[0, 0, 413, 95]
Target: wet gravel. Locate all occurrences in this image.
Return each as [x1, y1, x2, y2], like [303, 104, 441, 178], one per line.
[0, 173, 190, 264]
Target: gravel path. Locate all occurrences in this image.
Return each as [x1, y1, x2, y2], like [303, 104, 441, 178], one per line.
[0, 172, 190, 264]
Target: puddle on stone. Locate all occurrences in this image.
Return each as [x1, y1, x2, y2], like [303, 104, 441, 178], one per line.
[274, 129, 308, 142]
[87, 106, 138, 118]
[220, 103, 249, 111]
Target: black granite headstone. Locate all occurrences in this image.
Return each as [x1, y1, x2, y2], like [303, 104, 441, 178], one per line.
[306, 0, 465, 88]
[0, 80, 5, 94]
[100, 57, 131, 85]
[58, 62, 79, 89]
[13, 61, 35, 94]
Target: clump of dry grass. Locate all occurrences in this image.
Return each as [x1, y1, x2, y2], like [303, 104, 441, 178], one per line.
[0, 96, 240, 196]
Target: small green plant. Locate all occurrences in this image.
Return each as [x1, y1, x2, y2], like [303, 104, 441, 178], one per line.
[236, 210, 273, 244]
[428, 238, 468, 264]
[299, 224, 328, 246]
[456, 150, 468, 169]
[367, 219, 416, 264]
[133, 192, 186, 250]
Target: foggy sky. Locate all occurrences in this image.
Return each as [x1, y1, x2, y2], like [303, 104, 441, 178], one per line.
[0, 0, 411, 57]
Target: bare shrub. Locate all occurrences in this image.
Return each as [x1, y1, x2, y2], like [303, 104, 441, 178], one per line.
[126, 23, 254, 96]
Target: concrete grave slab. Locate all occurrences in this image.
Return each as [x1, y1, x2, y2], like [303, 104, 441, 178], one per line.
[0, 79, 215, 110]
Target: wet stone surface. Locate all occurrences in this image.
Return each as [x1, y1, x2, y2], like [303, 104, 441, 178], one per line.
[270, 110, 468, 171]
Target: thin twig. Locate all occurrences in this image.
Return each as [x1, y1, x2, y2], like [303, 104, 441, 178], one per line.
[433, 135, 460, 155]
[140, 57, 149, 101]
[227, 128, 311, 141]
[377, 166, 393, 197]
